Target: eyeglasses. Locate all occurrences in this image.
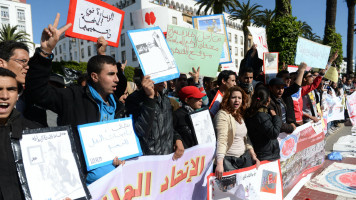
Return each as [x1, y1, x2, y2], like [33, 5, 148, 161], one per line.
[10, 58, 29, 67]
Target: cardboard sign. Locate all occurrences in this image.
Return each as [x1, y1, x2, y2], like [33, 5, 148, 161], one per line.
[13, 126, 90, 200]
[263, 52, 278, 84]
[66, 0, 125, 47]
[189, 109, 216, 145]
[192, 14, 232, 64]
[295, 37, 331, 69]
[166, 25, 225, 77]
[128, 26, 180, 83]
[207, 160, 283, 200]
[132, 7, 169, 32]
[248, 26, 269, 59]
[78, 116, 143, 171]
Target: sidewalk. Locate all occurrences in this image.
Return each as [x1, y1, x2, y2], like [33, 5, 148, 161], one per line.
[293, 124, 356, 200]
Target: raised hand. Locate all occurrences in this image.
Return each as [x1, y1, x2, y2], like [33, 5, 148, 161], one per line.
[141, 75, 155, 99]
[298, 62, 307, 71]
[97, 36, 108, 55]
[188, 67, 200, 84]
[41, 13, 72, 53]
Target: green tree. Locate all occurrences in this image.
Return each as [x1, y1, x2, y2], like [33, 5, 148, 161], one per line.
[254, 9, 275, 31]
[124, 66, 135, 82]
[346, 0, 355, 73]
[323, 0, 343, 66]
[195, 0, 238, 15]
[0, 24, 33, 46]
[275, 0, 292, 18]
[229, 0, 262, 55]
[305, 32, 323, 43]
[267, 15, 302, 65]
[300, 21, 312, 38]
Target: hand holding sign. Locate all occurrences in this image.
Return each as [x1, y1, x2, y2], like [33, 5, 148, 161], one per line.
[41, 13, 72, 53]
[96, 36, 108, 55]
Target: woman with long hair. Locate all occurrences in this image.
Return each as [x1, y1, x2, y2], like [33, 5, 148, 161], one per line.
[245, 87, 282, 162]
[214, 86, 260, 179]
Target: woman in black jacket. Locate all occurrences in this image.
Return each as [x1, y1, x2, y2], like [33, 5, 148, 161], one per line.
[173, 86, 206, 148]
[245, 87, 282, 161]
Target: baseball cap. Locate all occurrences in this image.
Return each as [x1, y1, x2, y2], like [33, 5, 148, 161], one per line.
[179, 86, 206, 101]
[269, 78, 286, 86]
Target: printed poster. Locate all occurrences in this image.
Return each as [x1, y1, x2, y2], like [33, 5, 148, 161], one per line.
[189, 108, 216, 145]
[66, 0, 125, 47]
[193, 14, 232, 64]
[247, 26, 269, 59]
[132, 7, 169, 32]
[263, 52, 278, 84]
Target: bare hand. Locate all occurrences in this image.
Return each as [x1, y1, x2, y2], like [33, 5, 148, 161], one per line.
[299, 62, 307, 71]
[188, 67, 200, 84]
[121, 60, 127, 71]
[97, 36, 108, 55]
[311, 116, 319, 123]
[252, 156, 260, 169]
[113, 157, 125, 167]
[141, 76, 155, 99]
[173, 140, 184, 160]
[215, 162, 224, 179]
[270, 110, 276, 116]
[329, 50, 338, 63]
[291, 123, 296, 131]
[40, 13, 72, 53]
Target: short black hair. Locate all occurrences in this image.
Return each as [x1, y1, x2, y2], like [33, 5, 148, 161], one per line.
[87, 55, 117, 82]
[0, 40, 29, 61]
[217, 70, 236, 86]
[276, 70, 289, 78]
[0, 67, 23, 93]
[238, 67, 253, 77]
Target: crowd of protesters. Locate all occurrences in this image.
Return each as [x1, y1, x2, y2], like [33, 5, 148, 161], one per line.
[0, 14, 351, 200]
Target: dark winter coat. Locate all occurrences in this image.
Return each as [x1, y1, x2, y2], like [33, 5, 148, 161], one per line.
[245, 108, 282, 161]
[0, 109, 41, 200]
[25, 51, 125, 173]
[126, 89, 181, 155]
[173, 107, 198, 148]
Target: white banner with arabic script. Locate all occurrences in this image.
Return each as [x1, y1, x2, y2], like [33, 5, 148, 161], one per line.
[88, 143, 215, 200]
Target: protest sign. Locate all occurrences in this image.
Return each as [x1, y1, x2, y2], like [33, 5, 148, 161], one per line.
[207, 160, 283, 200]
[324, 66, 339, 83]
[12, 126, 90, 200]
[132, 7, 169, 32]
[128, 26, 180, 83]
[66, 0, 125, 47]
[295, 37, 331, 69]
[346, 92, 356, 125]
[247, 26, 269, 59]
[88, 143, 215, 200]
[278, 122, 325, 197]
[287, 65, 298, 73]
[263, 52, 278, 84]
[325, 93, 345, 123]
[189, 108, 216, 145]
[221, 63, 238, 73]
[192, 14, 232, 64]
[78, 116, 142, 171]
[209, 90, 223, 116]
[166, 25, 225, 77]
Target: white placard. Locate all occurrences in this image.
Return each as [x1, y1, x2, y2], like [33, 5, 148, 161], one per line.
[78, 116, 142, 171]
[132, 7, 169, 32]
[128, 27, 180, 83]
[19, 128, 87, 200]
[190, 109, 216, 144]
[66, 0, 124, 47]
[248, 26, 269, 59]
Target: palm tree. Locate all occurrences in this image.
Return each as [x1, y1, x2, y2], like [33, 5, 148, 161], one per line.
[195, 0, 239, 15]
[305, 32, 322, 43]
[346, 0, 355, 74]
[275, 0, 292, 18]
[300, 21, 313, 38]
[254, 9, 275, 31]
[0, 24, 33, 46]
[229, 0, 262, 55]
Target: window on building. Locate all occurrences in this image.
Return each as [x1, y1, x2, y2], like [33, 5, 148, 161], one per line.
[88, 46, 91, 57]
[64, 54, 67, 61]
[240, 36, 243, 45]
[54, 47, 57, 55]
[121, 33, 125, 46]
[81, 48, 84, 59]
[1, 7, 9, 24]
[74, 51, 77, 61]
[80, 40, 83, 45]
[17, 9, 25, 21]
[59, 45, 62, 54]
[172, 16, 177, 25]
[241, 48, 243, 56]
[122, 19, 124, 29]
[235, 34, 237, 44]
[235, 59, 239, 68]
[132, 48, 137, 61]
[111, 53, 116, 59]
[60, 57, 62, 61]
[63, 43, 66, 50]
[228, 33, 231, 42]
[130, 12, 133, 25]
[121, 51, 126, 62]
[235, 47, 238, 55]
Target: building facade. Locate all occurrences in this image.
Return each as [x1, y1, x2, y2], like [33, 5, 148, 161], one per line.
[0, 0, 34, 54]
[54, 0, 253, 73]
